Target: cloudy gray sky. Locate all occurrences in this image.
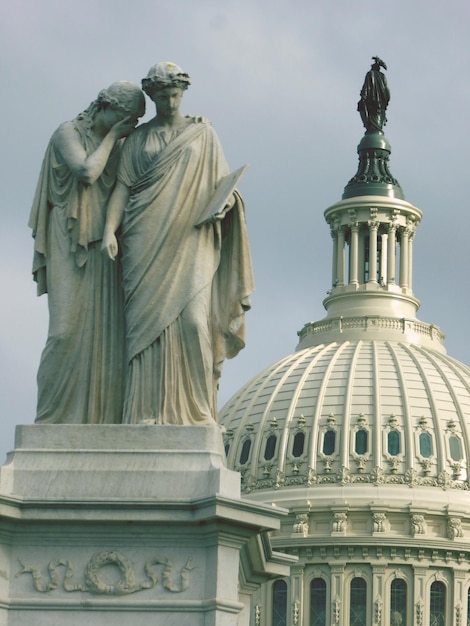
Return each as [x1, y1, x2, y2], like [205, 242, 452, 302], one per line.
[1, 0, 469, 462]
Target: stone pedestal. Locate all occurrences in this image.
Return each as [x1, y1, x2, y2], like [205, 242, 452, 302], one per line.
[0, 425, 291, 626]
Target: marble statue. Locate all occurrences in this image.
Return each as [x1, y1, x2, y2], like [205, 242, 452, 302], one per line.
[102, 61, 254, 425]
[357, 56, 390, 132]
[29, 82, 146, 423]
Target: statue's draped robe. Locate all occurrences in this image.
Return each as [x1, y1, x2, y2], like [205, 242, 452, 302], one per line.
[358, 68, 390, 132]
[28, 120, 125, 423]
[117, 117, 254, 424]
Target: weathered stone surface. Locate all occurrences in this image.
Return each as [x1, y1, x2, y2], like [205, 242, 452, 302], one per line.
[0, 425, 291, 626]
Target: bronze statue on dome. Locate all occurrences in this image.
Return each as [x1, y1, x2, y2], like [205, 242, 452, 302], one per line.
[357, 56, 390, 133]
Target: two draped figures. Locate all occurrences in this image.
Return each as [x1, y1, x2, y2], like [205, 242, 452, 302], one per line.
[29, 62, 254, 425]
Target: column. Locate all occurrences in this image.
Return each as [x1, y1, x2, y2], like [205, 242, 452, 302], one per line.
[349, 223, 359, 285]
[372, 566, 386, 626]
[387, 224, 397, 284]
[380, 233, 388, 285]
[399, 228, 410, 289]
[330, 564, 345, 626]
[331, 226, 338, 287]
[453, 570, 467, 626]
[337, 226, 345, 286]
[408, 235, 414, 291]
[412, 566, 427, 626]
[290, 566, 305, 626]
[368, 221, 379, 284]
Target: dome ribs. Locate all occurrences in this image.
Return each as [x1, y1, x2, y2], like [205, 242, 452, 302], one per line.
[371, 340, 382, 470]
[413, 346, 470, 483]
[307, 342, 350, 472]
[400, 343, 447, 476]
[342, 341, 363, 469]
[385, 341, 415, 472]
[220, 341, 470, 494]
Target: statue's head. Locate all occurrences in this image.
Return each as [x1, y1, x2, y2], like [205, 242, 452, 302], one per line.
[96, 81, 146, 119]
[371, 56, 387, 71]
[142, 62, 191, 98]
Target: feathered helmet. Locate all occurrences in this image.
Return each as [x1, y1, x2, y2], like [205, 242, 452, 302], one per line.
[141, 62, 191, 96]
[372, 56, 387, 71]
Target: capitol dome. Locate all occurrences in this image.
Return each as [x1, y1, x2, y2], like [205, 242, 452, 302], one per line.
[222, 339, 470, 505]
[219, 60, 470, 626]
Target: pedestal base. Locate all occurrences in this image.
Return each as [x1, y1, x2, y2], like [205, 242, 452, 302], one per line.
[0, 425, 291, 626]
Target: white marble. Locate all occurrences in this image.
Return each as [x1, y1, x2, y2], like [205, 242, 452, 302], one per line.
[0, 425, 292, 626]
[102, 62, 254, 425]
[29, 82, 145, 425]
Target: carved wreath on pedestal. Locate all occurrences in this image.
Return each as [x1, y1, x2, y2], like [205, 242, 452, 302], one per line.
[16, 550, 195, 595]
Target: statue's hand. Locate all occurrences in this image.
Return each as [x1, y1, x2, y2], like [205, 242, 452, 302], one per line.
[207, 212, 224, 224]
[102, 231, 119, 261]
[112, 116, 138, 139]
[196, 196, 236, 228]
[196, 212, 223, 228]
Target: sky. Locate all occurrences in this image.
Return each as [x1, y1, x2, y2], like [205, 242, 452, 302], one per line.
[1, 0, 469, 463]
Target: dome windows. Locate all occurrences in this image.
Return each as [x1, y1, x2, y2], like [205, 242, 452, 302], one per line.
[419, 432, 433, 458]
[355, 429, 368, 455]
[239, 438, 252, 465]
[288, 415, 308, 462]
[264, 434, 277, 461]
[237, 424, 255, 467]
[292, 431, 306, 458]
[322, 430, 336, 456]
[387, 430, 400, 456]
[445, 420, 466, 480]
[449, 435, 462, 462]
[351, 414, 370, 471]
[320, 414, 337, 461]
[415, 417, 436, 475]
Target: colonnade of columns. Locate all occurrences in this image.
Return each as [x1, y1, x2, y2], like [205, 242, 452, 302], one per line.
[330, 219, 415, 290]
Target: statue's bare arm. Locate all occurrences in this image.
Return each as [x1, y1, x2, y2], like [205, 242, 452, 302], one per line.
[54, 118, 135, 186]
[102, 181, 130, 260]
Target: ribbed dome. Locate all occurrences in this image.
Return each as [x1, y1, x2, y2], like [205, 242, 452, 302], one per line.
[220, 339, 470, 502]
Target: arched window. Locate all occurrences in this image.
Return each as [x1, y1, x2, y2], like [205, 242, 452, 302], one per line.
[292, 431, 305, 457]
[310, 578, 326, 626]
[224, 443, 230, 457]
[388, 430, 400, 456]
[239, 439, 251, 465]
[355, 430, 368, 455]
[419, 432, 433, 458]
[273, 579, 287, 626]
[390, 578, 407, 625]
[323, 430, 336, 456]
[264, 434, 277, 461]
[350, 577, 366, 625]
[429, 581, 446, 626]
